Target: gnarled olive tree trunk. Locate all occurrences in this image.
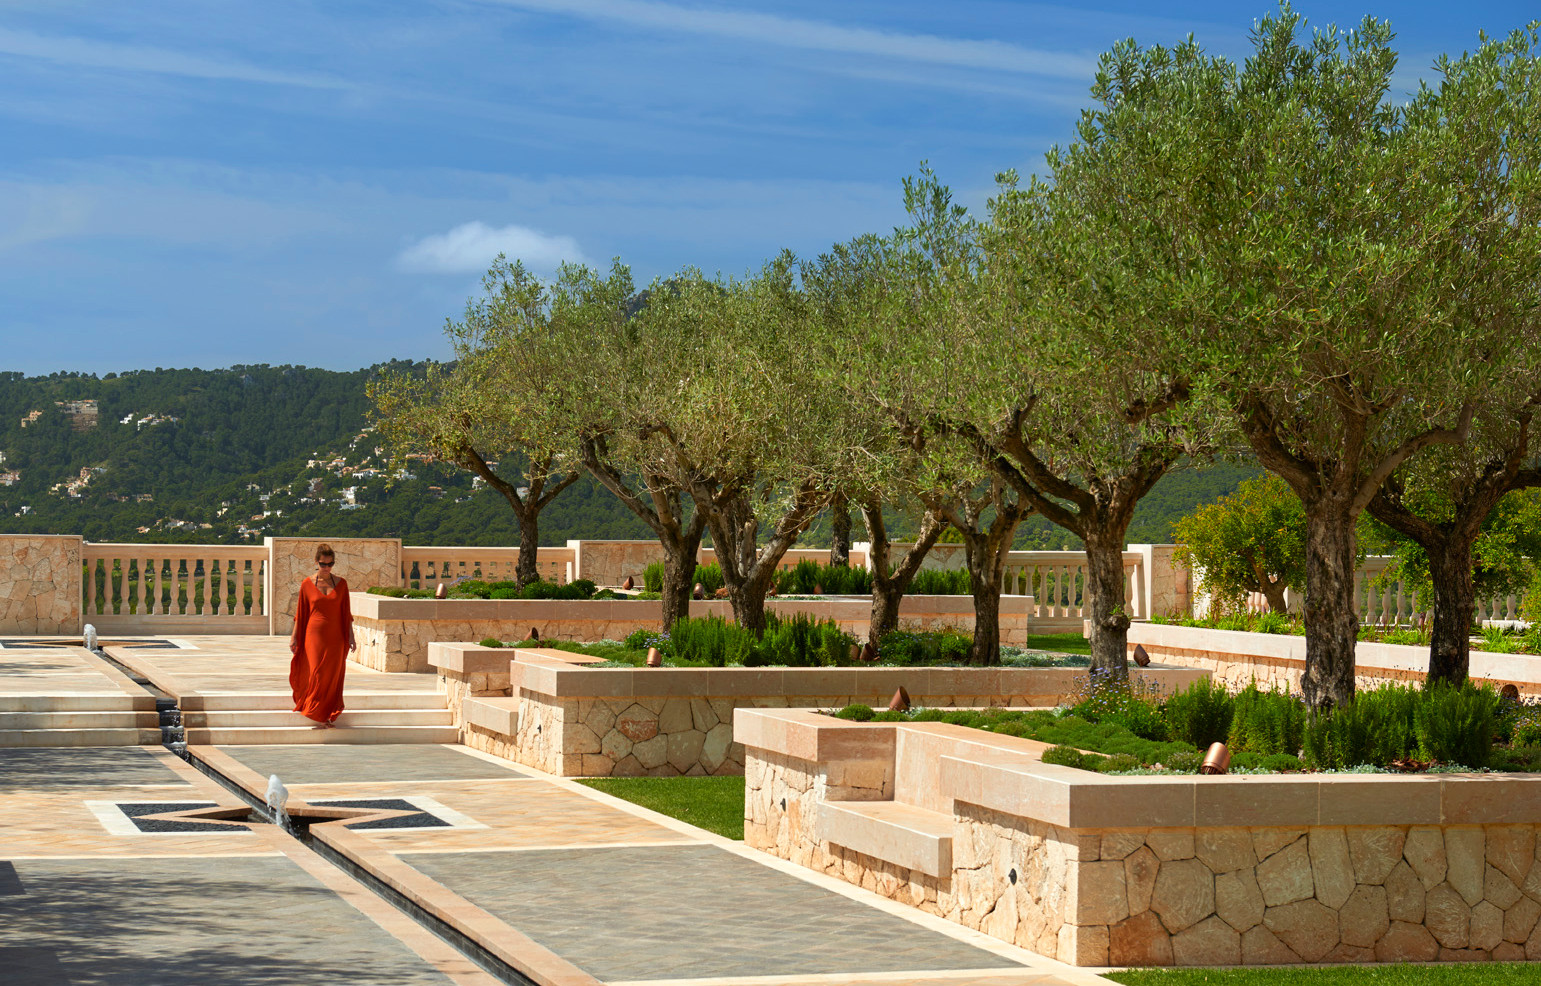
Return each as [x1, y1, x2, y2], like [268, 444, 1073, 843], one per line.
[863, 501, 946, 642]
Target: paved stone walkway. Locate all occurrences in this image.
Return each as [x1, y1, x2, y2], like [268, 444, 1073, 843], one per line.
[202, 741, 1113, 986]
[2, 634, 1111, 986]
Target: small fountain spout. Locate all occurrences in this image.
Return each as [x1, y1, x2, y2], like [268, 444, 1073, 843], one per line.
[265, 774, 290, 832]
[83, 624, 98, 652]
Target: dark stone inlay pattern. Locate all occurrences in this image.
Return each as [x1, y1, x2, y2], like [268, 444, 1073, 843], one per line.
[217, 744, 529, 784]
[309, 798, 450, 830]
[116, 802, 247, 834]
[407, 845, 1024, 981]
[0, 946, 70, 985]
[0, 747, 180, 792]
[0, 861, 24, 896]
[0, 857, 453, 985]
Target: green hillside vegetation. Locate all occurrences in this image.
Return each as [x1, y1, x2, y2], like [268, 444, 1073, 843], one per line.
[0, 367, 1254, 548]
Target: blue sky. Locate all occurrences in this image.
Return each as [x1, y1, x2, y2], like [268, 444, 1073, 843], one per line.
[2, 1, 1535, 375]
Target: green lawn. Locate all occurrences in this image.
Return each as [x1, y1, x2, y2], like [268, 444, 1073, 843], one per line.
[1022, 633, 1091, 656]
[576, 775, 745, 840]
[1110, 966, 1538, 986]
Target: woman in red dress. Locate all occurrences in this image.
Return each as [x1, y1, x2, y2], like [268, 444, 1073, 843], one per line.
[289, 543, 356, 728]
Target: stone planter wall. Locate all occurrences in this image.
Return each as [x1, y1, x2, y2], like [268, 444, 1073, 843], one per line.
[1124, 622, 1541, 697]
[355, 593, 1044, 674]
[737, 707, 1541, 967]
[428, 643, 1206, 778]
[0, 534, 82, 635]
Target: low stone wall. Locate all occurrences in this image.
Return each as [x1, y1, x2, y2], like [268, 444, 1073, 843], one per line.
[428, 642, 1206, 778]
[738, 707, 1541, 967]
[0, 534, 82, 635]
[1124, 622, 1541, 697]
[356, 593, 1043, 673]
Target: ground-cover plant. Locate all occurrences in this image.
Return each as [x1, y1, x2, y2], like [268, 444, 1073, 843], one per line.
[576, 776, 744, 840]
[833, 705, 1199, 771]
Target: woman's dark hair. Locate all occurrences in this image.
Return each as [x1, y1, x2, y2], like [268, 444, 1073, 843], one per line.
[315, 543, 335, 562]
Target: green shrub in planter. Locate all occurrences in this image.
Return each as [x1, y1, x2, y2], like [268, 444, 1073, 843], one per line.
[643, 562, 665, 593]
[1416, 682, 1500, 768]
[478, 637, 504, 648]
[1228, 684, 1306, 756]
[693, 563, 725, 593]
[908, 569, 971, 595]
[836, 703, 875, 721]
[1161, 677, 1235, 749]
[1164, 750, 1202, 773]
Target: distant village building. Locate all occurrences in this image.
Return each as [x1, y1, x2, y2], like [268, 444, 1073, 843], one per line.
[54, 400, 99, 432]
[19, 410, 42, 428]
[0, 470, 18, 487]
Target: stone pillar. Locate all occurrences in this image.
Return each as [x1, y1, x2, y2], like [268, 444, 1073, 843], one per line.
[265, 537, 401, 636]
[0, 534, 83, 635]
[1128, 544, 1190, 620]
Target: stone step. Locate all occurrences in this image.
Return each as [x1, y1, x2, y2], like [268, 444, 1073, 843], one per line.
[817, 800, 954, 878]
[0, 694, 148, 713]
[193, 691, 446, 712]
[183, 708, 454, 729]
[183, 725, 461, 746]
[0, 711, 161, 730]
[0, 728, 163, 747]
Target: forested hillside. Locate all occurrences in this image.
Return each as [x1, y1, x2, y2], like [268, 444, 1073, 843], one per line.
[0, 366, 1253, 547]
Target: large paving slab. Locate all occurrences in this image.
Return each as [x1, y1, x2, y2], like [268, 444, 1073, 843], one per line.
[218, 743, 532, 784]
[408, 844, 1023, 981]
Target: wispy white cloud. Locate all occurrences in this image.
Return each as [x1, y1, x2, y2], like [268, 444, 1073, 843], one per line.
[397, 221, 587, 274]
[485, 0, 1096, 79]
[0, 27, 349, 89]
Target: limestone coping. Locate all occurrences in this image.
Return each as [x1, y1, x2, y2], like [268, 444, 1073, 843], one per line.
[1126, 620, 1541, 684]
[490, 647, 1207, 701]
[428, 642, 604, 676]
[737, 707, 1541, 831]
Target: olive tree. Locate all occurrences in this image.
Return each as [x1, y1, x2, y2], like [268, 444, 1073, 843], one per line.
[1363, 27, 1541, 684]
[608, 259, 840, 632]
[1065, 11, 1505, 709]
[799, 237, 953, 643]
[369, 259, 580, 586]
[532, 262, 710, 628]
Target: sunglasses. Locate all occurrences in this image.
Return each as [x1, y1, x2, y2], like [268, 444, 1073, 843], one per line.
[318, 561, 334, 567]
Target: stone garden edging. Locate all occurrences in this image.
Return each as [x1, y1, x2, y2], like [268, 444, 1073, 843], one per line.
[736, 706, 1541, 967]
[1122, 622, 1541, 696]
[428, 642, 1208, 778]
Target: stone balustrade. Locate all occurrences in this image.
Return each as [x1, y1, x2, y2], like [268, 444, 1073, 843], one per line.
[737, 706, 1541, 967]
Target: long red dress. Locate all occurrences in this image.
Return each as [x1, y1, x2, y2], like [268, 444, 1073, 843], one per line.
[290, 577, 352, 724]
